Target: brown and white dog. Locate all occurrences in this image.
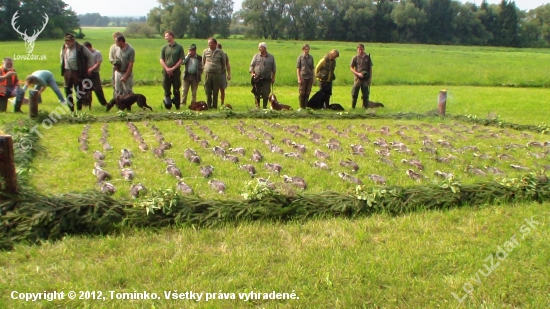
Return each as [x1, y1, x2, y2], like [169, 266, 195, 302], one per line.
[106, 94, 153, 112]
[189, 101, 208, 111]
[268, 94, 293, 111]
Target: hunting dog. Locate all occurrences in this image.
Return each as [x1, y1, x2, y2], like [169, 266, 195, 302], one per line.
[106, 94, 153, 112]
[307, 91, 345, 110]
[268, 94, 293, 111]
[189, 101, 208, 111]
[81, 90, 93, 110]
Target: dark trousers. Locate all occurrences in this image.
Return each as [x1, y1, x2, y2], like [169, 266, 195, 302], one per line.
[89, 72, 108, 106]
[64, 70, 82, 111]
[254, 79, 272, 108]
[351, 78, 370, 107]
[204, 72, 220, 108]
[162, 68, 182, 108]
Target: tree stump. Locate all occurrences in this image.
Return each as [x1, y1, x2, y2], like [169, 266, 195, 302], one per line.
[0, 135, 17, 193]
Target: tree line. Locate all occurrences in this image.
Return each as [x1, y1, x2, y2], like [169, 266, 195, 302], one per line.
[0, 0, 79, 41]
[78, 13, 147, 27]
[146, 0, 550, 47]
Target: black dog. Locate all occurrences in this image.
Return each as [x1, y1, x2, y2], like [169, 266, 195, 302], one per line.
[106, 94, 153, 112]
[306, 91, 345, 110]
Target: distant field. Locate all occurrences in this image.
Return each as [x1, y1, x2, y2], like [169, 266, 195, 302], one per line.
[4, 27, 550, 87]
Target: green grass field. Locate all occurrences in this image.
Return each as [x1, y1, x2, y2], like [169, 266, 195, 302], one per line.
[2, 28, 550, 308]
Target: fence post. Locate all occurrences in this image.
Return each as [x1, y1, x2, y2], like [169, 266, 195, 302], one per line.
[438, 89, 447, 117]
[0, 135, 17, 193]
[29, 90, 39, 119]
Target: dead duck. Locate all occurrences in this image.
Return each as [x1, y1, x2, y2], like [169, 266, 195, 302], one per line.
[378, 157, 398, 170]
[264, 162, 282, 174]
[291, 142, 307, 153]
[401, 159, 424, 171]
[200, 140, 210, 149]
[188, 155, 201, 164]
[200, 165, 214, 178]
[153, 148, 165, 158]
[92, 167, 111, 182]
[270, 145, 284, 154]
[102, 143, 113, 151]
[159, 141, 172, 150]
[434, 170, 454, 179]
[484, 165, 506, 176]
[220, 140, 231, 148]
[93, 150, 105, 161]
[120, 148, 133, 159]
[368, 174, 387, 185]
[166, 165, 182, 178]
[326, 143, 342, 151]
[94, 161, 106, 168]
[406, 169, 425, 182]
[99, 182, 116, 195]
[339, 159, 359, 173]
[184, 148, 197, 159]
[164, 158, 176, 166]
[338, 172, 363, 185]
[467, 165, 487, 176]
[212, 146, 226, 157]
[120, 168, 135, 181]
[240, 164, 257, 177]
[257, 178, 276, 189]
[497, 153, 515, 160]
[118, 158, 132, 168]
[314, 149, 330, 160]
[282, 175, 307, 189]
[313, 161, 329, 170]
[284, 152, 303, 160]
[130, 183, 147, 198]
[139, 143, 149, 152]
[208, 179, 226, 194]
[229, 147, 246, 156]
[350, 144, 365, 154]
[510, 164, 530, 171]
[251, 149, 263, 162]
[176, 180, 193, 194]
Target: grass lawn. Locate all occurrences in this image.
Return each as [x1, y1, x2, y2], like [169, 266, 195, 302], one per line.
[1, 202, 548, 308]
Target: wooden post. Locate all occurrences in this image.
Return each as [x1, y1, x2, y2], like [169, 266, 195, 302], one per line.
[438, 89, 447, 117]
[0, 135, 17, 193]
[29, 90, 39, 119]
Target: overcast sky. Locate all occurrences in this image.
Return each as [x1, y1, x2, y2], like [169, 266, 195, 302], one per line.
[63, 0, 547, 17]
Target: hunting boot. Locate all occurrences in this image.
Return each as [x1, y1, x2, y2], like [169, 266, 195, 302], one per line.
[13, 89, 24, 113]
[262, 98, 268, 109]
[254, 98, 260, 109]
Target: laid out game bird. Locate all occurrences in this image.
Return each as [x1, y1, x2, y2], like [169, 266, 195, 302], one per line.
[184, 148, 197, 159]
[166, 165, 182, 178]
[176, 180, 193, 195]
[527, 141, 544, 148]
[338, 172, 363, 185]
[164, 158, 176, 166]
[120, 168, 135, 181]
[159, 141, 172, 150]
[93, 150, 105, 161]
[375, 149, 391, 157]
[270, 145, 284, 154]
[434, 170, 454, 179]
[378, 157, 398, 170]
[200, 165, 214, 178]
[153, 148, 164, 158]
[281, 138, 293, 146]
[339, 159, 359, 172]
[130, 183, 147, 198]
[155, 133, 165, 142]
[264, 162, 282, 174]
[257, 178, 276, 189]
[251, 149, 263, 162]
[314, 149, 330, 160]
[208, 179, 226, 194]
[240, 164, 257, 177]
[326, 143, 342, 151]
[120, 148, 133, 159]
[467, 165, 487, 176]
[92, 167, 111, 182]
[188, 155, 201, 164]
[229, 147, 246, 156]
[368, 174, 386, 185]
[313, 161, 329, 170]
[212, 146, 226, 157]
[484, 165, 505, 176]
[94, 161, 106, 168]
[200, 140, 210, 149]
[401, 159, 424, 171]
[284, 152, 303, 159]
[220, 140, 231, 148]
[102, 143, 113, 151]
[292, 142, 307, 153]
[118, 158, 132, 169]
[223, 155, 239, 163]
[99, 182, 116, 195]
[174, 119, 183, 126]
[406, 169, 425, 182]
[282, 175, 307, 189]
[510, 164, 530, 171]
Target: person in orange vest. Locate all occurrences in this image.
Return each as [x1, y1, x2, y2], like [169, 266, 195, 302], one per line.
[0, 57, 25, 113]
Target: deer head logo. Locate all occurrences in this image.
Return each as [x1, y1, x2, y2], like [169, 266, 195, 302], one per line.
[11, 10, 49, 54]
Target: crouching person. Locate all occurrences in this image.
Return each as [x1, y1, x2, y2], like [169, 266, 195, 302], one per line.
[0, 57, 25, 113]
